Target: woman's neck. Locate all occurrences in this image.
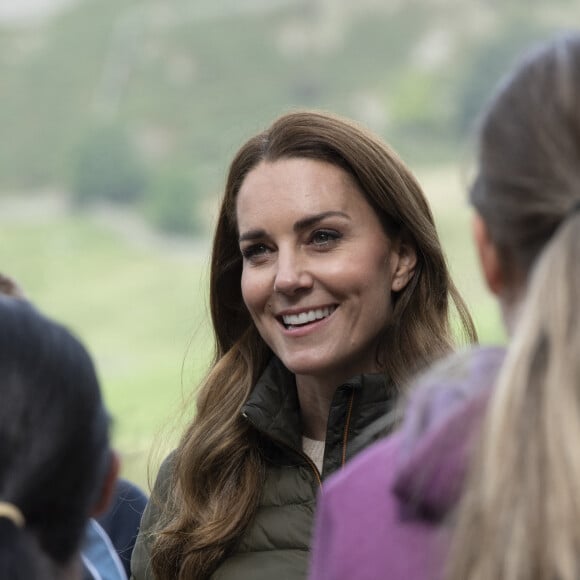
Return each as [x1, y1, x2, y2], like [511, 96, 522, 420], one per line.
[295, 374, 346, 441]
[499, 287, 525, 337]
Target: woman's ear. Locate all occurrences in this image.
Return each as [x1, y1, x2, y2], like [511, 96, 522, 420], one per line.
[472, 212, 504, 296]
[390, 238, 417, 292]
[91, 451, 120, 517]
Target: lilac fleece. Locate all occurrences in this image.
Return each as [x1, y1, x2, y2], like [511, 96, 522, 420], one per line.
[309, 347, 505, 580]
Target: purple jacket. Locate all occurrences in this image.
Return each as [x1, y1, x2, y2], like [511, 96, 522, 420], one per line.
[309, 347, 505, 580]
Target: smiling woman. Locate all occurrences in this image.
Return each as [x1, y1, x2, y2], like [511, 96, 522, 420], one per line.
[131, 110, 476, 580]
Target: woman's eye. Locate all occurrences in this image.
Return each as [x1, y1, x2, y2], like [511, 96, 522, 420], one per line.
[311, 230, 341, 247]
[241, 243, 270, 262]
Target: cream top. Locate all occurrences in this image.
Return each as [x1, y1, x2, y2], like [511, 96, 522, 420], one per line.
[302, 435, 325, 473]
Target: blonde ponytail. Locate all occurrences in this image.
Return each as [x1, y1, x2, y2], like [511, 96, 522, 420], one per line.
[446, 214, 580, 580]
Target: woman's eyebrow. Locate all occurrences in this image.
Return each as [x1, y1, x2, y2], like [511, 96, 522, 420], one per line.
[239, 228, 266, 243]
[293, 211, 349, 233]
[238, 211, 349, 243]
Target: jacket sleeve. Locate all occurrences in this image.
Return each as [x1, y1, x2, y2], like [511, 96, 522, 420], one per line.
[130, 454, 175, 580]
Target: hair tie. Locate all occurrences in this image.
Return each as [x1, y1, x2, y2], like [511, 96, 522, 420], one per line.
[0, 502, 25, 528]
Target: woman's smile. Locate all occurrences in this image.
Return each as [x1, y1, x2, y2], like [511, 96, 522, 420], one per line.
[277, 305, 337, 330]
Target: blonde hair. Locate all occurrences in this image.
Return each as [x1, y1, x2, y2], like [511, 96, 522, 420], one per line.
[447, 215, 580, 580]
[152, 110, 476, 579]
[446, 34, 580, 580]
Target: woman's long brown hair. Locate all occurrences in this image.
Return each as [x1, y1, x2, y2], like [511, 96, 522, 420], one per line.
[152, 110, 476, 579]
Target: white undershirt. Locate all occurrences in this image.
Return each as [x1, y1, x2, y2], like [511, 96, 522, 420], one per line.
[302, 435, 325, 473]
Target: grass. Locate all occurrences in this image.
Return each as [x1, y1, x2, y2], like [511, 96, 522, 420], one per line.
[0, 165, 506, 491]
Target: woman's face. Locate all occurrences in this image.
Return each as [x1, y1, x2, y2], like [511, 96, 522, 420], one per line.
[236, 157, 416, 384]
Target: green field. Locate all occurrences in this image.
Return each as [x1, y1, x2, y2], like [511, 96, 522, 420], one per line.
[0, 167, 505, 492]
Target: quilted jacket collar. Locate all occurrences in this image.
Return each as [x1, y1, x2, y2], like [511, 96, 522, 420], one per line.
[241, 356, 397, 478]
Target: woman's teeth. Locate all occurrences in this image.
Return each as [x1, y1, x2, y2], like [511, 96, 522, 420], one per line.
[282, 306, 335, 328]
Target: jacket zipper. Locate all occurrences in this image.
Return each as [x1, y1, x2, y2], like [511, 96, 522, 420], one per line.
[340, 388, 356, 466]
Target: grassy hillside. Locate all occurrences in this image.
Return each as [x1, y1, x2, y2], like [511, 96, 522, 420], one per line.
[1, 0, 577, 200]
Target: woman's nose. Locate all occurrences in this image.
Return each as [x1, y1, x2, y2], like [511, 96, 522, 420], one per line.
[273, 251, 313, 295]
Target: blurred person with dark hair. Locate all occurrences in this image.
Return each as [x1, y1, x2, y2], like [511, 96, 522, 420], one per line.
[0, 295, 120, 579]
[309, 32, 580, 580]
[0, 275, 147, 579]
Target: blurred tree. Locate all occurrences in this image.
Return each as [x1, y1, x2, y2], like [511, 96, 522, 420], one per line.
[143, 167, 201, 235]
[70, 124, 148, 207]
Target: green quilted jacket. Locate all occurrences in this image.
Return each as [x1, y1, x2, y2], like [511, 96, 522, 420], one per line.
[131, 357, 397, 580]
